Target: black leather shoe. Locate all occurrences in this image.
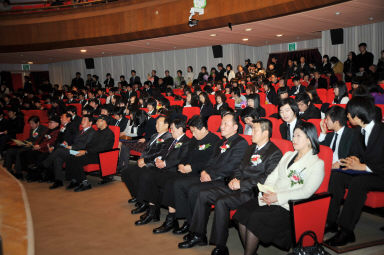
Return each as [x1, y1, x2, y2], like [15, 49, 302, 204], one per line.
[98, 176, 113, 185]
[178, 233, 207, 249]
[173, 221, 190, 235]
[211, 246, 229, 255]
[131, 202, 148, 215]
[128, 197, 137, 204]
[324, 223, 338, 234]
[153, 214, 179, 234]
[325, 229, 355, 246]
[135, 206, 160, 225]
[74, 183, 92, 192]
[66, 181, 78, 190]
[49, 180, 63, 190]
[183, 232, 193, 241]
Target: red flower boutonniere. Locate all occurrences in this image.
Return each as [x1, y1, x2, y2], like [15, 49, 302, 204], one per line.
[220, 143, 230, 153]
[288, 168, 306, 187]
[198, 144, 211, 150]
[156, 138, 164, 144]
[250, 154, 262, 165]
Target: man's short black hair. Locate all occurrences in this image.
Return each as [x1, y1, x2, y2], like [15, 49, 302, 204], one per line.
[346, 96, 375, 124]
[325, 106, 347, 127]
[82, 114, 94, 124]
[188, 115, 207, 130]
[113, 107, 125, 117]
[358, 42, 367, 47]
[158, 115, 170, 127]
[28, 115, 40, 124]
[295, 93, 311, 105]
[171, 118, 186, 132]
[147, 98, 157, 109]
[253, 118, 273, 139]
[66, 105, 77, 115]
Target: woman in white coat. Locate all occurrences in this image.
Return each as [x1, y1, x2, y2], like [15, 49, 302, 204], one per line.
[233, 122, 324, 254]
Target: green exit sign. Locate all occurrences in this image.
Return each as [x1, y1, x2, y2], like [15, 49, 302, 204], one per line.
[22, 64, 30, 71]
[288, 42, 297, 51]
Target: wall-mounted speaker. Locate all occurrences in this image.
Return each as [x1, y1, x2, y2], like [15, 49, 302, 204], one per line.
[85, 58, 95, 69]
[212, 45, 223, 58]
[330, 28, 343, 45]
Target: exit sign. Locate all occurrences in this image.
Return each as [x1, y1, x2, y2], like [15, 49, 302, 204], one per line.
[288, 42, 297, 51]
[22, 64, 30, 71]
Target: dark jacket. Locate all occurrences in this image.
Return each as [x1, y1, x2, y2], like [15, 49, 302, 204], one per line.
[112, 118, 128, 133]
[299, 103, 321, 120]
[320, 126, 354, 160]
[159, 134, 191, 172]
[309, 77, 328, 89]
[280, 119, 303, 141]
[71, 127, 96, 151]
[26, 125, 48, 144]
[85, 127, 115, 162]
[141, 132, 173, 165]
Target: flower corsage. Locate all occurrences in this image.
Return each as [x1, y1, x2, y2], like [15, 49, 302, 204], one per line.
[156, 138, 164, 144]
[250, 154, 262, 165]
[288, 168, 306, 187]
[220, 143, 230, 153]
[175, 142, 183, 148]
[198, 144, 211, 151]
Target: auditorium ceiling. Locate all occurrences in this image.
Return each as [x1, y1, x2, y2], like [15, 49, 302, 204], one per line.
[0, 0, 383, 64]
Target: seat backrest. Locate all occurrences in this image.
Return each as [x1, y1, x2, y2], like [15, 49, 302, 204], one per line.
[227, 99, 235, 109]
[270, 138, 293, 154]
[265, 117, 283, 139]
[306, 119, 321, 136]
[67, 103, 83, 117]
[207, 115, 221, 132]
[108, 125, 120, 149]
[239, 134, 252, 145]
[316, 145, 332, 193]
[182, 107, 200, 121]
[208, 94, 216, 105]
[264, 104, 278, 117]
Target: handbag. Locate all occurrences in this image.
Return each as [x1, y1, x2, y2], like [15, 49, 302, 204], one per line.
[288, 231, 330, 255]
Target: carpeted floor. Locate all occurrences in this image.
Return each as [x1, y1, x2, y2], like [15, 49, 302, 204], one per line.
[23, 176, 384, 255]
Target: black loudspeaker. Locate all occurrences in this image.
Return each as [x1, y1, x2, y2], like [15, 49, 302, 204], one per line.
[330, 28, 343, 45]
[212, 45, 223, 58]
[85, 58, 95, 69]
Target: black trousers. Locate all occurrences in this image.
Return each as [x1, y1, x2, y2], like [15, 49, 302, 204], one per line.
[327, 171, 384, 231]
[121, 163, 153, 198]
[42, 147, 70, 181]
[4, 146, 32, 173]
[174, 177, 225, 224]
[66, 154, 97, 183]
[189, 186, 253, 246]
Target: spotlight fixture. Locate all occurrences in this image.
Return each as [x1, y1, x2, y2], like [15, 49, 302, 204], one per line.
[80, 49, 87, 53]
[27, 61, 33, 64]
[210, 34, 216, 37]
[335, 11, 340, 15]
[245, 28, 252, 32]
[369, 17, 374, 21]
[228, 23, 232, 31]
[276, 34, 283, 37]
[188, 19, 199, 27]
[242, 38, 249, 41]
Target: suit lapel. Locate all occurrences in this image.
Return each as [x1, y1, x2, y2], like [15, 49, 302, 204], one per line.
[366, 124, 380, 151]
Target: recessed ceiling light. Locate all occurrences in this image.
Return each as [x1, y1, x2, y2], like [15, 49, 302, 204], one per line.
[101, 52, 105, 54]
[245, 28, 252, 32]
[146, 42, 150, 45]
[335, 11, 340, 15]
[276, 34, 283, 37]
[27, 61, 33, 64]
[369, 17, 374, 21]
[210, 34, 216, 37]
[242, 38, 249, 41]
[80, 49, 87, 53]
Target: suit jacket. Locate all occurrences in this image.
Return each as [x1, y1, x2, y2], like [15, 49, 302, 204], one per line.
[57, 121, 79, 146]
[296, 63, 310, 75]
[349, 123, 384, 179]
[289, 85, 305, 96]
[309, 77, 328, 89]
[233, 141, 283, 192]
[72, 115, 82, 130]
[266, 89, 278, 105]
[260, 150, 324, 210]
[181, 132, 221, 175]
[6, 116, 24, 138]
[71, 127, 96, 150]
[200, 104, 214, 122]
[104, 78, 115, 88]
[280, 119, 303, 140]
[85, 127, 115, 162]
[37, 127, 60, 153]
[159, 134, 191, 172]
[67, 98, 78, 104]
[205, 133, 248, 180]
[320, 127, 353, 160]
[112, 118, 128, 133]
[299, 104, 321, 120]
[141, 132, 173, 165]
[129, 76, 141, 86]
[27, 125, 48, 144]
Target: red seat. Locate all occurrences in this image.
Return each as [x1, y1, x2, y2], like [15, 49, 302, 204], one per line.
[265, 117, 283, 139]
[21, 109, 49, 123]
[208, 94, 216, 105]
[182, 107, 200, 121]
[239, 134, 252, 145]
[316, 89, 327, 104]
[207, 115, 221, 132]
[258, 92, 266, 105]
[83, 125, 120, 177]
[270, 138, 293, 154]
[227, 99, 235, 109]
[307, 119, 321, 136]
[376, 104, 384, 121]
[170, 100, 184, 107]
[67, 103, 83, 117]
[99, 98, 106, 105]
[264, 104, 278, 117]
[186, 129, 193, 138]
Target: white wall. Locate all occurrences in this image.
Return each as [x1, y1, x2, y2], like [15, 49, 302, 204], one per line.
[43, 21, 384, 85]
[0, 63, 49, 72]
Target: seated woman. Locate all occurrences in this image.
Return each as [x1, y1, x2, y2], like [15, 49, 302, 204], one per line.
[233, 122, 324, 255]
[213, 92, 228, 115]
[240, 107, 259, 135]
[246, 94, 266, 118]
[333, 81, 350, 104]
[199, 92, 214, 122]
[183, 92, 199, 108]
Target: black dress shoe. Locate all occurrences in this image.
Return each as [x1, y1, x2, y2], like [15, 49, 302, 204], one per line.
[74, 183, 92, 192]
[173, 221, 190, 235]
[153, 214, 179, 234]
[131, 202, 148, 215]
[211, 246, 229, 255]
[324, 223, 338, 234]
[128, 197, 137, 204]
[178, 233, 207, 249]
[135, 206, 160, 225]
[66, 181, 78, 190]
[325, 229, 355, 246]
[49, 180, 63, 189]
[183, 232, 193, 241]
[98, 176, 113, 185]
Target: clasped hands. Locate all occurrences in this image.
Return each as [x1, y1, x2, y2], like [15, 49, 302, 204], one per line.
[155, 158, 166, 169]
[339, 156, 366, 171]
[178, 164, 192, 174]
[260, 192, 278, 206]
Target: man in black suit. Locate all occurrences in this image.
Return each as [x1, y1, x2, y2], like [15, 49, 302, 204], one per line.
[309, 71, 328, 89]
[66, 91, 78, 104]
[71, 72, 84, 88]
[0, 108, 24, 156]
[296, 56, 310, 75]
[325, 97, 384, 246]
[66, 105, 82, 131]
[104, 73, 115, 88]
[289, 77, 306, 96]
[132, 119, 191, 225]
[183, 119, 283, 253]
[295, 93, 321, 120]
[355, 42, 374, 72]
[262, 81, 278, 105]
[163, 70, 174, 88]
[129, 70, 141, 86]
[173, 112, 248, 247]
[56, 113, 79, 147]
[65, 115, 115, 192]
[4, 115, 48, 179]
[121, 116, 173, 210]
[43, 115, 96, 189]
[112, 108, 128, 136]
[119, 75, 128, 87]
[279, 98, 302, 141]
[319, 106, 354, 169]
[217, 63, 225, 81]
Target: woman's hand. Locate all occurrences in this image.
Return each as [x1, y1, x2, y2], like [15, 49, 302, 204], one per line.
[260, 192, 277, 206]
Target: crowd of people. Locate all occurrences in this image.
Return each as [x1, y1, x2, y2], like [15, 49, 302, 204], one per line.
[0, 42, 383, 254]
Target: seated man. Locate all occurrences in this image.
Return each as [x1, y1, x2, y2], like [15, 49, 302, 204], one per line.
[325, 97, 384, 246]
[173, 112, 249, 246]
[121, 116, 173, 209]
[65, 115, 115, 192]
[112, 107, 128, 136]
[4, 115, 47, 179]
[182, 118, 283, 254]
[132, 119, 191, 225]
[42, 115, 96, 189]
[289, 77, 305, 96]
[279, 98, 302, 141]
[319, 106, 354, 169]
[295, 93, 321, 120]
[150, 115, 221, 234]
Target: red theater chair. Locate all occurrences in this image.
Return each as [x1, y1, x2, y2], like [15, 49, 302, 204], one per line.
[182, 107, 200, 121]
[227, 99, 235, 109]
[207, 115, 221, 132]
[264, 104, 278, 117]
[265, 117, 283, 139]
[289, 145, 332, 246]
[82, 125, 120, 178]
[307, 119, 321, 136]
[67, 103, 83, 117]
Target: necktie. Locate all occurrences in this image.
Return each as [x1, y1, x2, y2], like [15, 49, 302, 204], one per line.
[287, 124, 291, 141]
[115, 120, 120, 127]
[331, 133, 338, 152]
[361, 129, 366, 149]
[164, 139, 177, 158]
